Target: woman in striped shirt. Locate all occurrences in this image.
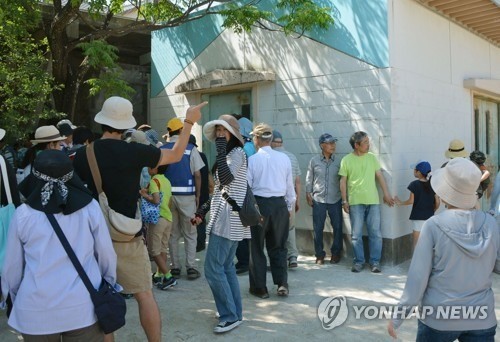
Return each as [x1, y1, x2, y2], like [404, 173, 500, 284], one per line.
[192, 114, 250, 334]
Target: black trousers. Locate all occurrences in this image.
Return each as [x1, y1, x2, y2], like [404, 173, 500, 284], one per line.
[249, 196, 289, 290]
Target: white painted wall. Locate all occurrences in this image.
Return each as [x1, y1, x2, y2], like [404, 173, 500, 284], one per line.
[151, 25, 393, 236]
[389, 0, 500, 238]
[151, 0, 500, 242]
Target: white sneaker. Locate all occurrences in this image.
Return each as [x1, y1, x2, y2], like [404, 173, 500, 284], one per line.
[213, 320, 242, 333]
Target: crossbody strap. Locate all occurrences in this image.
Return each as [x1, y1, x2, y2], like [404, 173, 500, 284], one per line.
[0, 156, 12, 204]
[86, 142, 103, 194]
[218, 150, 247, 212]
[46, 213, 96, 297]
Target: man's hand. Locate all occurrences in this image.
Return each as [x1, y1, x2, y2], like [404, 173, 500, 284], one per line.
[295, 202, 300, 212]
[383, 195, 395, 207]
[342, 202, 349, 214]
[387, 321, 397, 339]
[185, 101, 208, 124]
[306, 193, 313, 207]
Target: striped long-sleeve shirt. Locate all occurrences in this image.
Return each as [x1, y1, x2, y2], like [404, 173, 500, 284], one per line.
[207, 147, 251, 241]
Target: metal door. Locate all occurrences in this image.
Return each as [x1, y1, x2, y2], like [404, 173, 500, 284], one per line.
[201, 91, 252, 168]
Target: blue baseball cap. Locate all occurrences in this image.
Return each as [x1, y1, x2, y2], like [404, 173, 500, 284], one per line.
[319, 133, 337, 145]
[411, 161, 431, 175]
[272, 130, 283, 142]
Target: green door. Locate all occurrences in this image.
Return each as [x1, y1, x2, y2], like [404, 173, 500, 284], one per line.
[201, 91, 252, 168]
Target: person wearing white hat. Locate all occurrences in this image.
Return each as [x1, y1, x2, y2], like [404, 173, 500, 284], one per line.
[16, 126, 67, 184]
[388, 158, 499, 341]
[73, 96, 206, 341]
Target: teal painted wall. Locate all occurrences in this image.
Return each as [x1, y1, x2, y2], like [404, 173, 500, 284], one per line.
[151, 0, 388, 97]
[151, 15, 225, 96]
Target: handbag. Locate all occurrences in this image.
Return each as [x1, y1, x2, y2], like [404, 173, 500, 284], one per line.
[86, 142, 142, 242]
[46, 213, 126, 334]
[0, 156, 15, 274]
[140, 178, 163, 224]
[221, 183, 262, 227]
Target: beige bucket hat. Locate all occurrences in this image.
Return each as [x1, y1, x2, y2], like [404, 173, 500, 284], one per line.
[31, 125, 66, 145]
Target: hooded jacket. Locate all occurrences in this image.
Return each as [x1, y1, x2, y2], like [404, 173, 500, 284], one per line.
[393, 209, 500, 331]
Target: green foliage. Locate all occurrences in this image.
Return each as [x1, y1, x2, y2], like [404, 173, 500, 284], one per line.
[0, 1, 60, 140]
[140, 0, 183, 23]
[277, 0, 334, 35]
[79, 40, 135, 99]
[85, 71, 135, 99]
[0, 0, 334, 140]
[78, 40, 119, 68]
[220, 0, 333, 35]
[220, 4, 272, 34]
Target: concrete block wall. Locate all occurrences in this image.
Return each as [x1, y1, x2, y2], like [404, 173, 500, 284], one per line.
[149, 0, 500, 263]
[389, 0, 500, 239]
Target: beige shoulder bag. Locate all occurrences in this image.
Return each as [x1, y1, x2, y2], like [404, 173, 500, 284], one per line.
[86, 142, 142, 242]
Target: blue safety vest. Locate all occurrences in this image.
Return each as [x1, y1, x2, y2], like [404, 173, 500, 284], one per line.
[161, 142, 195, 195]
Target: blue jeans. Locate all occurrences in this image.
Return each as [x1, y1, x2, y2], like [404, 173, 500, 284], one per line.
[204, 234, 242, 322]
[349, 204, 381, 265]
[417, 321, 496, 342]
[312, 200, 343, 258]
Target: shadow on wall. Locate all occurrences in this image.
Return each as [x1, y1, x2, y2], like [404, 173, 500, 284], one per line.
[151, 0, 390, 158]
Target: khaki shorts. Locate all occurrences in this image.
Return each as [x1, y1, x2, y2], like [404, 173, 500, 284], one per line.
[113, 237, 152, 294]
[146, 217, 173, 257]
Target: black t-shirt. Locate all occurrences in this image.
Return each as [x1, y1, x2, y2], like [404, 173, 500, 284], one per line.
[408, 180, 436, 220]
[73, 139, 161, 217]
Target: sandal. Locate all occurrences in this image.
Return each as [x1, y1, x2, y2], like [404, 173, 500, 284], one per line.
[187, 268, 201, 280]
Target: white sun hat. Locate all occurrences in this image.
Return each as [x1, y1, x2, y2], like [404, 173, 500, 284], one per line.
[94, 96, 137, 130]
[430, 157, 482, 209]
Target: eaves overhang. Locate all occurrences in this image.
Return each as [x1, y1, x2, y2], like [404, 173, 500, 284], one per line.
[175, 69, 276, 94]
[415, 0, 500, 48]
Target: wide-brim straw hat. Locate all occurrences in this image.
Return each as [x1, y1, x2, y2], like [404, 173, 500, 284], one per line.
[95, 96, 136, 130]
[203, 115, 244, 145]
[31, 125, 66, 144]
[0, 128, 5, 141]
[444, 139, 469, 159]
[430, 157, 481, 209]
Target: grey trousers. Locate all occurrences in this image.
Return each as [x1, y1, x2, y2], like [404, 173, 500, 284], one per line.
[286, 204, 298, 259]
